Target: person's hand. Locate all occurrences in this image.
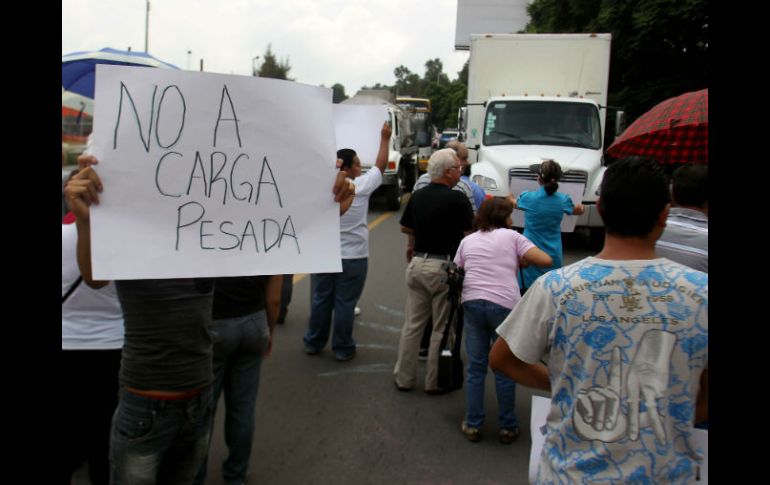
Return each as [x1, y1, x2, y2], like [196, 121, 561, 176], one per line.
[335, 158, 343, 169]
[626, 330, 675, 443]
[573, 331, 675, 444]
[64, 166, 103, 222]
[573, 204, 585, 216]
[77, 153, 99, 170]
[574, 347, 627, 441]
[333, 170, 355, 215]
[381, 121, 392, 141]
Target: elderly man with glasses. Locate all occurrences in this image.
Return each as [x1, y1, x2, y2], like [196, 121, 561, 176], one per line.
[394, 148, 474, 393]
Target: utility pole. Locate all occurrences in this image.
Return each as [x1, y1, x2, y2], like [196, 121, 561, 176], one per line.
[252, 56, 260, 76]
[144, 1, 150, 52]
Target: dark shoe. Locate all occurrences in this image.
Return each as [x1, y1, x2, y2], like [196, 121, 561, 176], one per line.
[461, 421, 481, 442]
[418, 348, 428, 361]
[498, 426, 520, 444]
[425, 388, 445, 395]
[335, 351, 356, 362]
[304, 345, 320, 355]
[394, 382, 412, 392]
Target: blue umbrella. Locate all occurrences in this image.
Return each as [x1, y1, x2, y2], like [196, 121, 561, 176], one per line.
[62, 47, 179, 99]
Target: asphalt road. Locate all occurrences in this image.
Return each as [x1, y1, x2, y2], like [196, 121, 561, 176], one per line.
[74, 192, 600, 485]
[200, 192, 599, 485]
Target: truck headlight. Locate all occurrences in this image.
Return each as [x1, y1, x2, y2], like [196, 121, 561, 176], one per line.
[472, 175, 498, 190]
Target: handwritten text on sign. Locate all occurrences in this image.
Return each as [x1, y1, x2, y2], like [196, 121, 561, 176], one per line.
[90, 65, 340, 280]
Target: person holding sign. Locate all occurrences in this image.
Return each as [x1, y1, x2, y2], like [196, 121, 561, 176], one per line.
[65, 159, 354, 484]
[515, 159, 584, 292]
[490, 157, 708, 483]
[303, 121, 391, 361]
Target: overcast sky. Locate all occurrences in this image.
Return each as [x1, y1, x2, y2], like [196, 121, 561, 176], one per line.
[62, 0, 471, 95]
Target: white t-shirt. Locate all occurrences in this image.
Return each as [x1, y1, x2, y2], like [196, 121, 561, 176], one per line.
[62, 223, 124, 349]
[497, 257, 708, 483]
[453, 228, 534, 309]
[340, 168, 383, 259]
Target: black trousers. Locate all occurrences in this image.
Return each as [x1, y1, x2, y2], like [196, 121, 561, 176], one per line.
[61, 349, 122, 485]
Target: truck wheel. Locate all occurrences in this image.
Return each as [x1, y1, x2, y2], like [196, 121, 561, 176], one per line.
[385, 184, 401, 211]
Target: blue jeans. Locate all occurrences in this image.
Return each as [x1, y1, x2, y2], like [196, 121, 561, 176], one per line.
[304, 258, 368, 358]
[463, 299, 519, 430]
[110, 385, 212, 485]
[195, 310, 270, 485]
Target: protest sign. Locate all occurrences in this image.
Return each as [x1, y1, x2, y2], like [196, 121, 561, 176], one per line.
[333, 104, 388, 167]
[90, 65, 340, 279]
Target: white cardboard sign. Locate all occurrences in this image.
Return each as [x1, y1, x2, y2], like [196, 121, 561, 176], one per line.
[90, 64, 340, 280]
[509, 180, 584, 232]
[333, 104, 388, 167]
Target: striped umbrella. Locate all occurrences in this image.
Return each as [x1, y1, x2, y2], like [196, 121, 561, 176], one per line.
[607, 89, 708, 165]
[62, 47, 179, 99]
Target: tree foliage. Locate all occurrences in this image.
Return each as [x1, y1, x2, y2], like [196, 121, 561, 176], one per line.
[331, 83, 348, 104]
[526, 0, 708, 123]
[257, 44, 293, 80]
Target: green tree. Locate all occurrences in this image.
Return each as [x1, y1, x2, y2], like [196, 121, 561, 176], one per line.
[424, 58, 450, 85]
[257, 44, 293, 80]
[331, 83, 348, 103]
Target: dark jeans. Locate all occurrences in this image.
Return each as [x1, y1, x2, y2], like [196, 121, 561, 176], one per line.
[61, 349, 122, 485]
[304, 258, 368, 358]
[195, 311, 270, 485]
[110, 386, 212, 485]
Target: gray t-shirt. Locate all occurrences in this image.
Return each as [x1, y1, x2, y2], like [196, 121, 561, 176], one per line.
[116, 278, 214, 392]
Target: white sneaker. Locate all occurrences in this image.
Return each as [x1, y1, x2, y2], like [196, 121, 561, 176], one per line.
[354, 306, 361, 316]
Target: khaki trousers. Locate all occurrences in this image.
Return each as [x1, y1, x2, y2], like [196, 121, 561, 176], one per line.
[393, 257, 452, 390]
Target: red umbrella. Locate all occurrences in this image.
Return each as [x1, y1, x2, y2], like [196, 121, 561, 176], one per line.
[607, 89, 708, 164]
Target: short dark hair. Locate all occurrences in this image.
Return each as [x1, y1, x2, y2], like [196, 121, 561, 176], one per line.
[473, 197, 513, 232]
[599, 157, 669, 237]
[671, 164, 708, 208]
[337, 148, 357, 170]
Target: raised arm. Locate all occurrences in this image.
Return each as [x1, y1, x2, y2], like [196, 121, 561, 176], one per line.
[374, 121, 392, 174]
[64, 166, 108, 289]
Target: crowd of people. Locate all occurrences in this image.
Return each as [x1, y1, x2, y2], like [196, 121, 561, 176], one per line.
[62, 123, 707, 483]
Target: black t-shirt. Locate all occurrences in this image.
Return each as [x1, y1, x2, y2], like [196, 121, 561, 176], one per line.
[212, 275, 268, 320]
[400, 182, 474, 257]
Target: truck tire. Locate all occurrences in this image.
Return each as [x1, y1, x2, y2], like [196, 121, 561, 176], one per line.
[385, 184, 401, 211]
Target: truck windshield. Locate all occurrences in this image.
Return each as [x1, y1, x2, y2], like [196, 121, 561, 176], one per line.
[483, 101, 602, 150]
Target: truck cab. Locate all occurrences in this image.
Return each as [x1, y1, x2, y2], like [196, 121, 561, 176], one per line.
[470, 96, 606, 228]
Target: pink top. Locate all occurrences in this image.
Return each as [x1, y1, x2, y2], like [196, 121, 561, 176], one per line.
[453, 228, 535, 309]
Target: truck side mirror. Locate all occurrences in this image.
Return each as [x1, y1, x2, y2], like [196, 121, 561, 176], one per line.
[614, 111, 626, 139]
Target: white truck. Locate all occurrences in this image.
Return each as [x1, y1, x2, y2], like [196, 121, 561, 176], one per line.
[463, 33, 623, 235]
[342, 91, 418, 210]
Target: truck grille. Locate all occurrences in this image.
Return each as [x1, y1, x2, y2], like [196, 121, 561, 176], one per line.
[508, 168, 588, 193]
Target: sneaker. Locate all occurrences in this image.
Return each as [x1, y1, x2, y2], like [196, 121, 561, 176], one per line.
[461, 421, 481, 442]
[304, 346, 320, 355]
[354, 306, 361, 316]
[498, 426, 520, 444]
[335, 351, 356, 362]
[418, 348, 428, 361]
